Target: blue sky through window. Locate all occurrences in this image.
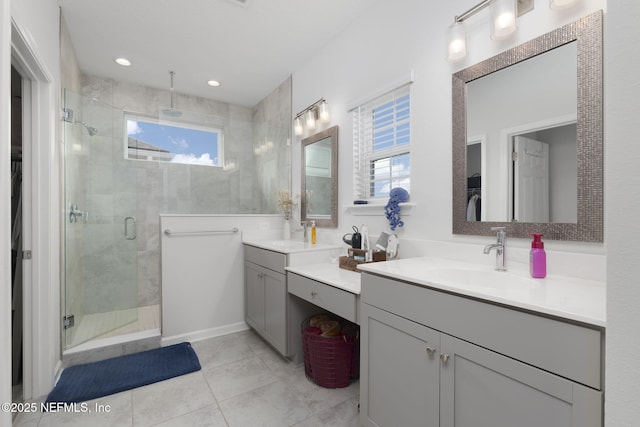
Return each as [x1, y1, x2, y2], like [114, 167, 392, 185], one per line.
[369, 93, 410, 197]
[126, 117, 221, 166]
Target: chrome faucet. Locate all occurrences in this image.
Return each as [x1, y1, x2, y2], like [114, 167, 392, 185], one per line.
[483, 226, 506, 271]
[301, 221, 309, 243]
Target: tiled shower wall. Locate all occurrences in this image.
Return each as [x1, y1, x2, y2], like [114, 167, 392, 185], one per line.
[77, 75, 292, 311]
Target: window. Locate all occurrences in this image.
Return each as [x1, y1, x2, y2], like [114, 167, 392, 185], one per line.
[352, 84, 410, 199]
[125, 114, 222, 167]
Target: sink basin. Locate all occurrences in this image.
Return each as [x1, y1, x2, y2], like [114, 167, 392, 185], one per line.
[427, 268, 540, 287]
[421, 267, 542, 300]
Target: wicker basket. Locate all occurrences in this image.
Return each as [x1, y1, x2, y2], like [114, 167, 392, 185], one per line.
[301, 315, 359, 388]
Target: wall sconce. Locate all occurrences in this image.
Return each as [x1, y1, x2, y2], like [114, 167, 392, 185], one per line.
[446, 0, 535, 62]
[293, 98, 330, 136]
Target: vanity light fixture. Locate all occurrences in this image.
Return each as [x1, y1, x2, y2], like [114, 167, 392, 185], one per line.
[293, 98, 330, 136]
[207, 80, 221, 87]
[446, 0, 527, 62]
[549, 0, 580, 9]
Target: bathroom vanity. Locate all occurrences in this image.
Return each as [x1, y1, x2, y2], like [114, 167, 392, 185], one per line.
[358, 257, 605, 427]
[286, 262, 361, 363]
[242, 240, 342, 357]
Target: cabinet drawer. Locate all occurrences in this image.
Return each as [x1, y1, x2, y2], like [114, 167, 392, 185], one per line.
[362, 273, 603, 390]
[288, 272, 357, 323]
[244, 245, 286, 274]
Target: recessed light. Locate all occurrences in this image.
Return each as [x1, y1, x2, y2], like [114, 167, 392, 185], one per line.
[207, 80, 221, 87]
[114, 58, 132, 67]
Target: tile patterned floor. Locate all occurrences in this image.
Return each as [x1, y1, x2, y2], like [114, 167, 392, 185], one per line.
[13, 330, 360, 427]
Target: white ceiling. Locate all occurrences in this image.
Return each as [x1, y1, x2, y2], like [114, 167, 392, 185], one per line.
[58, 0, 379, 107]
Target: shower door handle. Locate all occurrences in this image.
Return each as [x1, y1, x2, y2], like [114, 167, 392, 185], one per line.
[124, 216, 137, 240]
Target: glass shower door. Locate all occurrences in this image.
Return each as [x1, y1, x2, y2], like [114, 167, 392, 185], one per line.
[63, 89, 139, 349]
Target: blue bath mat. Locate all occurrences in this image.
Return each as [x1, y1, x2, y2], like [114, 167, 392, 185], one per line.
[46, 342, 201, 403]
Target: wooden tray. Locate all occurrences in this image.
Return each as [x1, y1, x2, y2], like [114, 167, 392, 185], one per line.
[339, 250, 386, 272]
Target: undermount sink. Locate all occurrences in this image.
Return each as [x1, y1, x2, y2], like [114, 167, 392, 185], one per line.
[423, 267, 542, 297]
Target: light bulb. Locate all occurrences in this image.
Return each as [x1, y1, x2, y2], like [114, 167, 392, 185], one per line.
[305, 109, 316, 130]
[293, 117, 304, 136]
[318, 101, 330, 122]
[549, 0, 580, 9]
[114, 57, 131, 66]
[490, 0, 517, 40]
[446, 21, 467, 62]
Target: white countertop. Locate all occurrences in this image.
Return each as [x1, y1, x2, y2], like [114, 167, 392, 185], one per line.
[243, 238, 342, 254]
[358, 256, 606, 327]
[286, 263, 362, 295]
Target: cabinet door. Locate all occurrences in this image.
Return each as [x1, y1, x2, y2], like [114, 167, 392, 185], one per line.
[245, 262, 265, 332]
[263, 270, 287, 355]
[439, 334, 602, 427]
[360, 304, 440, 427]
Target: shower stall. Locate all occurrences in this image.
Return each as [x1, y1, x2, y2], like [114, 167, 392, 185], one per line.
[62, 89, 142, 351]
[61, 76, 292, 356]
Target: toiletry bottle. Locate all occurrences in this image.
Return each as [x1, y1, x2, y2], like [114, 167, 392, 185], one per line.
[529, 233, 546, 278]
[361, 224, 371, 262]
[311, 221, 317, 245]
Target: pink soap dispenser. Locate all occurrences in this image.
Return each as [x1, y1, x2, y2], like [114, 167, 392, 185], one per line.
[529, 233, 546, 278]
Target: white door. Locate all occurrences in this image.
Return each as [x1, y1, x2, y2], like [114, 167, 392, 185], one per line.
[513, 136, 549, 222]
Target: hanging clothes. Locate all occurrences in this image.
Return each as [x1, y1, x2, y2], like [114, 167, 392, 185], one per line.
[467, 194, 478, 221]
[11, 160, 23, 386]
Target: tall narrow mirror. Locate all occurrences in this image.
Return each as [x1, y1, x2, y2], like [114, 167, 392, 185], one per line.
[301, 126, 338, 227]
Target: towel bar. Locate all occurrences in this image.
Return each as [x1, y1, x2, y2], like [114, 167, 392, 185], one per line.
[163, 227, 239, 236]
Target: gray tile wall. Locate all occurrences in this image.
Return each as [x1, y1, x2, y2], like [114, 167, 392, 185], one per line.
[75, 75, 292, 312]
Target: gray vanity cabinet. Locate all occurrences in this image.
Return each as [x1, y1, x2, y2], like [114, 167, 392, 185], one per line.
[360, 273, 603, 427]
[244, 246, 287, 356]
[439, 334, 601, 427]
[360, 303, 440, 427]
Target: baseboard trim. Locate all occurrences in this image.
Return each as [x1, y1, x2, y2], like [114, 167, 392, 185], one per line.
[160, 322, 249, 346]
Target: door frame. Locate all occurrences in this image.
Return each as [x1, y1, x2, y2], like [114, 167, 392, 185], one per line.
[10, 18, 61, 400]
[499, 113, 577, 223]
[1, 0, 12, 419]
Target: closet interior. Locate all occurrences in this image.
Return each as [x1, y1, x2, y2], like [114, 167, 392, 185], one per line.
[11, 65, 23, 402]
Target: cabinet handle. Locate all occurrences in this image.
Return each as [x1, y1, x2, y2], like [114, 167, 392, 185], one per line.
[426, 347, 436, 356]
[310, 291, 317, 298]
[440, 353, 450, 364]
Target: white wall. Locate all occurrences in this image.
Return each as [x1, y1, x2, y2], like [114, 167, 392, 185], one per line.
[159, 215, 284, 345]
[605, 0, 640, 424]
[292, 0, 606, 263]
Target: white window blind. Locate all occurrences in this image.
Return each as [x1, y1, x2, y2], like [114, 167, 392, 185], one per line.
[353, 84, 411, 199]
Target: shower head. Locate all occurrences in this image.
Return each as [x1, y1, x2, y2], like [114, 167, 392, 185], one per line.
[161, 108, 183, 118]
[75, 120, 98, 136]
[162, 71, 183, 118]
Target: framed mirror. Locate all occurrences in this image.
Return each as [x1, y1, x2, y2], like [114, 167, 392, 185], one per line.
[452, 11, 602, 241]
[301, 125, 338, 227]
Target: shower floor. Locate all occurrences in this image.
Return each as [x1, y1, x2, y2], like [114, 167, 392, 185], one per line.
[68, 304, 160, 348]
